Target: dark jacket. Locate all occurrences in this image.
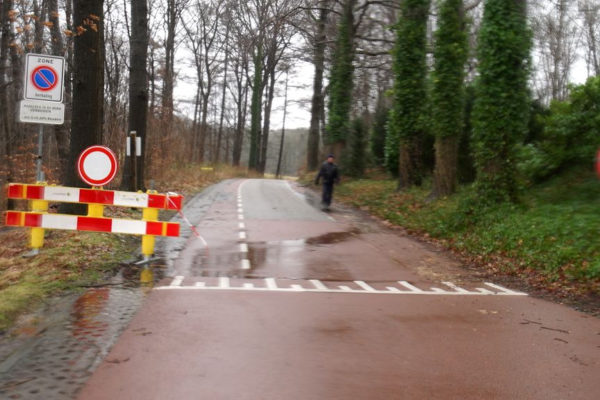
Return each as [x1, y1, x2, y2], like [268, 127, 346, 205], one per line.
[315, 161, 340, 185]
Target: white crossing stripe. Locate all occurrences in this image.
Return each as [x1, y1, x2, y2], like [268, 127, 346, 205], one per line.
[354, 281, 377, 292]
[398, 281, 424, 293]
[265, 278, 278, 290]
[219, 277, 230, 289]
[170, 276, 184, 287]
[241, 259, 251, 270]
[310, 280, 328, 290]
[484, 282, 526, 295]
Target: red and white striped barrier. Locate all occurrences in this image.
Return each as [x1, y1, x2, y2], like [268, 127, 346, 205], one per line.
[5, 211, 180, 237]
[6, 183, 183, 210]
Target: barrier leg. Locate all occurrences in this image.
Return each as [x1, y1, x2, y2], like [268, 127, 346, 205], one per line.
[29, 199, 49, 252]
[141, 207, 159, 259]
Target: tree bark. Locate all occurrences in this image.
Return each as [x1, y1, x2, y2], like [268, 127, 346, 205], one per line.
[63, 0, 104, 211]
[121, 0, 148, 191]
[307, 3, 329, 172]
[432, 135, 459, 197]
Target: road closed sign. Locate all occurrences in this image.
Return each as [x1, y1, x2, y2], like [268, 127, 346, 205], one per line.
[23, 53, 65, 102]
[77, 146, 118, 187]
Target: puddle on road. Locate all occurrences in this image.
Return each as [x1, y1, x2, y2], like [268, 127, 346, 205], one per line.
[0, 263, 165, 400]
[186, 229, 360, 280]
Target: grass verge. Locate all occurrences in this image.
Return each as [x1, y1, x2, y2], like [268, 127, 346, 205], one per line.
[332, 169, 599, 299]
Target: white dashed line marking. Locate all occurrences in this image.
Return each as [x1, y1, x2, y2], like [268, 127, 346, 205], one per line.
[241, 259, 251, 270]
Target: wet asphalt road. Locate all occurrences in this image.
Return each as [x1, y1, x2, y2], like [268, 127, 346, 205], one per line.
[74, 179, 599, 399]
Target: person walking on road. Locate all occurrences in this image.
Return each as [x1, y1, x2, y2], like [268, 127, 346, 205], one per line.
[315, 154, 340, 211]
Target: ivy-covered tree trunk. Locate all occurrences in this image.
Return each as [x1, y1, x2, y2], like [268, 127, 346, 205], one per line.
[471, 0, 531, 205]
[248, 44, 263, 170]
[325, 0, 356, 159]
[431, 0, 467, 198]
[344, 117, 366, 177]
[371, 94, 389, 168]
[388, 0, 431, 189]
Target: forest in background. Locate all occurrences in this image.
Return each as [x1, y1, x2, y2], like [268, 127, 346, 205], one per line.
[0, 0, 598, 218]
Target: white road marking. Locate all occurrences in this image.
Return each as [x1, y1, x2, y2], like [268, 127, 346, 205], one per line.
[443, 281, 470, 293]
[398, 281, 424, 293]
[241, 259, 251, 270]
[239, 231, 247, 240]
[238, 213, 244, 220]
[157, 278, 528, 297]
[237, 207, 244, 213]
[239, 222, 245, 230]
[484, 282, 527, 296]
[240, 243, 248, 253]
[219, 277, 230, 289]
[310, 280, 328, 290]
[265, 278, 278, 289]
[355, 281, 377, 292]
[170, 276, 184, 287]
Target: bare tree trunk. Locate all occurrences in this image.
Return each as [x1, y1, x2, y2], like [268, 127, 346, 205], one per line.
[63, 0, 104, 212]
[232, 58, 249, 166]
[33, 0, 47, 53]
[47, 0, 70, 182]
[259, 66, 276, 174]
[276, 72, 288, 178]
[162, 0, 176, 125]
[0, 0, 14, 188]
[216, 24, 230, 164]
[307, 3, 329, 172]
[121, 0, 148, 191]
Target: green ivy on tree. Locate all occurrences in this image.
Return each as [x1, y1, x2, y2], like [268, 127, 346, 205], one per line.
[387, 0, 431, 189]
[431, 0, 468, 198]
[471, 0, 531, 205]
[326, 0, 356, 150]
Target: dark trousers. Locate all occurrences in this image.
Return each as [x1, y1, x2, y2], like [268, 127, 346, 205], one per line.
[321, 183, 334, 206]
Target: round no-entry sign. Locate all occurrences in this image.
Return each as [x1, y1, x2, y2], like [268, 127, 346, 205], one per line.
[77, 146, 118, 187]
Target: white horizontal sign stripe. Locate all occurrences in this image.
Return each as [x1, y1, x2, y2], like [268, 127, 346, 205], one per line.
[41, 214, 78, 230]
[113, 191, 149, 208]
[44, 186, 80, 202]
[111, 218, 147, 235]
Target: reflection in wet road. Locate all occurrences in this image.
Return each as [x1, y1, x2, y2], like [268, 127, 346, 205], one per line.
[0, 273, 146, 399]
